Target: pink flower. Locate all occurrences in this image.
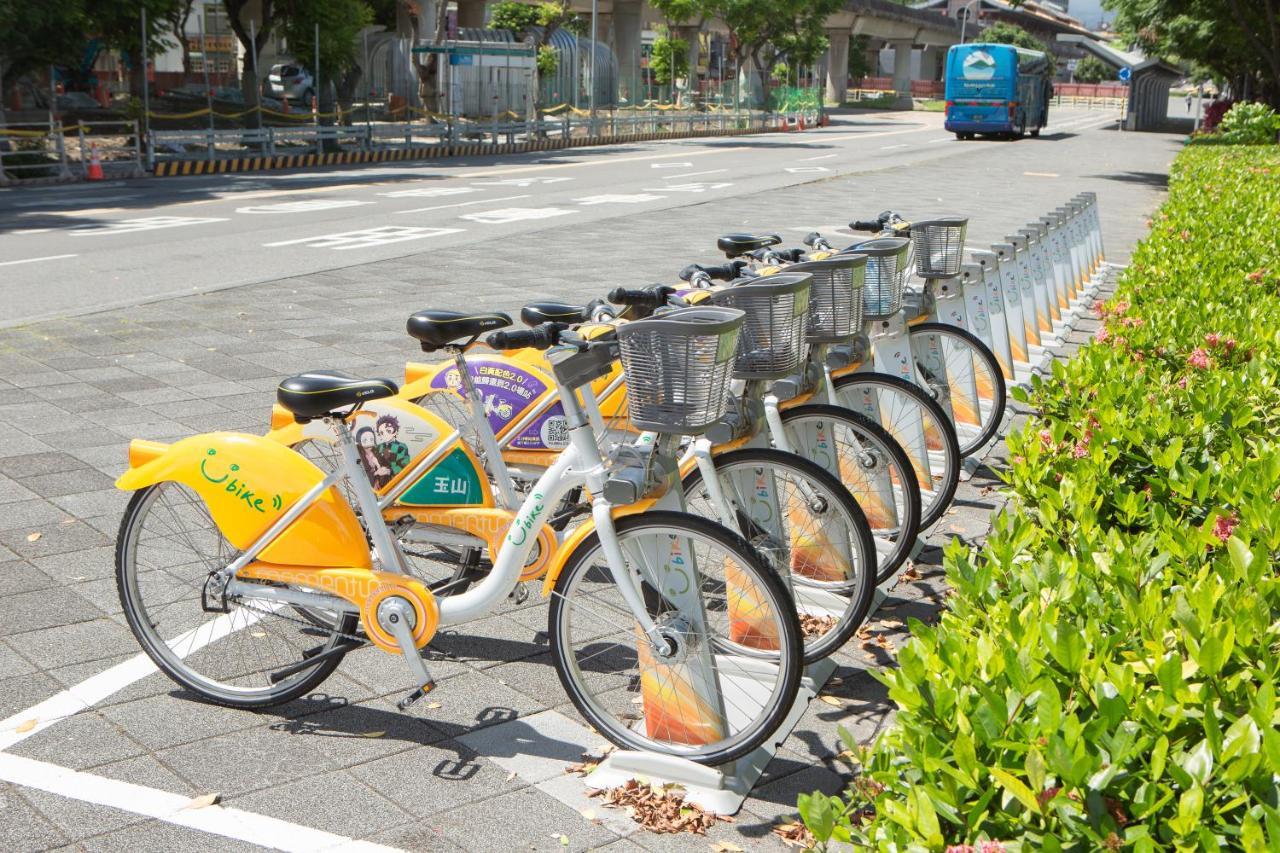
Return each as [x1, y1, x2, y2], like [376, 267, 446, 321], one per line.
[1113, 300, 1130, 315]
[1179, 229, 1191, 241]
[1177, 376, 1188, 389]
[1094, 326, 1110, 343]
[1224, 338, 1237, 353]
[1072, 442, 1089, 458]
[1212, 513, 1238, 543]
[945, 846, 976, 853]
[1204, 333, 1221, 347]
[1091, 299, 1107, 316]
[1039, 429, 1054, 447]
[1187, 348, 1210, 370]
[979, 843, 1008, 853]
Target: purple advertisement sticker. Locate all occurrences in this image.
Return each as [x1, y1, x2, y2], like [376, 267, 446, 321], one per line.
[430, 359, 547, 437]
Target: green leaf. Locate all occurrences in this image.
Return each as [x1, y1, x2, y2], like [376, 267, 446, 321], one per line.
[1181, 739, 1215, 787]
[990, 768, 1042, 814]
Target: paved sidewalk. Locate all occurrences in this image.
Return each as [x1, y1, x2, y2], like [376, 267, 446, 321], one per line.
[0, 128, 1174, 851]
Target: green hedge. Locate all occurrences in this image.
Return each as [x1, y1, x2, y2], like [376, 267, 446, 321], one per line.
[800, 144, 1280, 851]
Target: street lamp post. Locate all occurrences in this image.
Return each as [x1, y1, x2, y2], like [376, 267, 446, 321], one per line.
[957, 1, 980, 43]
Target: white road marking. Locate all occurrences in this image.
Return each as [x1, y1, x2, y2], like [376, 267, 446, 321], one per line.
[13, 194, 140, 208]
[574, 193, 666, 205]
[800, 153, 838, 161]
[661, 168, 728, 180]
[926, 136, 953, 143]
[68, 216, 227, 236]
[264, 225, 462, 250]
[401, 193, 530, 214]
[784, 166, 830, 173]
[470, 176, 573, 187]
[378, 187, 474, 198]
[0, 754, 404, 853]
[11, 228, 53, 235]
[236, 199, 374, 214]
[0, 254, 78, 267]
[643, 182, 732, 193]
[649, 162, 692, 169]
[460, 207, 577, 224]
[880, 144, 910, 150]
[1023, 171, 1059, 177]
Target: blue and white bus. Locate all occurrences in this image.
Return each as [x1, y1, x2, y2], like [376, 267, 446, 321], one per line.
[944, 43, 1052, 139]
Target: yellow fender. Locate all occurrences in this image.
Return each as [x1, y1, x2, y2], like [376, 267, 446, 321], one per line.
[540, 498, 659, 596]
[116, 432, 370, 568]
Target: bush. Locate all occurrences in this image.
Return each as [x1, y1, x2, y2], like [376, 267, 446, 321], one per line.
[1073, 57, 1112, 85]
[1218, 102, 1280, 144]
[800, 144, 1280, 851]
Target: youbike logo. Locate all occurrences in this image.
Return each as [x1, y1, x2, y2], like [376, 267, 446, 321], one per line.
[200, 449, 282, 514]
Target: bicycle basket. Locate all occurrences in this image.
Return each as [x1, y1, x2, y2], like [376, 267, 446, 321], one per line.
[616, 305, 744, 434]
[786, 256, 866, 342]
[846, 237, 910, 319]
[910, 216, 968, 278]
[710, 272, 811, 380]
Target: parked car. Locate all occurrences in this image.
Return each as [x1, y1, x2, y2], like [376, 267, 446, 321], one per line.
[266, 64, 314, 102]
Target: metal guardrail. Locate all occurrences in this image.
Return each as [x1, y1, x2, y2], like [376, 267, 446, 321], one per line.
[0, 120, 143, 184]
[146, 110, 776, 169]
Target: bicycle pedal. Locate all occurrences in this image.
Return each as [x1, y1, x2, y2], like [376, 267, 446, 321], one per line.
[397, 681, 436, 711]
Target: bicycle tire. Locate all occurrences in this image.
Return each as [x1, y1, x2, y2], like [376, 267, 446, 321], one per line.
[680, 447, 877, 663]
[116, 483, 356, 709]
[548, 511, 803, 766]
[908, 322, 1007, 457]
[777, 404, 922, 584]
[831, 372, 960, 529]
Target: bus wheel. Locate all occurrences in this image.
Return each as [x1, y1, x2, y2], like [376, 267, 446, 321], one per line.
[1015, 116, 1027, 139]
[1030, 127, 1041, 137]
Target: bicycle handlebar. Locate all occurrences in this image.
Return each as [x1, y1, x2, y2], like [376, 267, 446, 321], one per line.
[607, 286, 671, 308]
[487, 323, 565, 351]
[850, 219, 884, 233]
[679, 262, 742, 282]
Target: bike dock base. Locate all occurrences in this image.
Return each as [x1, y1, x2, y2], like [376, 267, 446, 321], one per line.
[583, 657, 838, 815]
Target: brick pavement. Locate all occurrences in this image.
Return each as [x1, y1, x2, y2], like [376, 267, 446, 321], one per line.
[0, 128, 1172, 852]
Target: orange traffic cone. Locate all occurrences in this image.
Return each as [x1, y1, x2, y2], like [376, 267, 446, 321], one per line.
[86, 142, 104, 181]
[799, 114, 806, 131]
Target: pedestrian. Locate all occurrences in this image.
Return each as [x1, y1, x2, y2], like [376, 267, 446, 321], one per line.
[1185, 93, 1192, 112]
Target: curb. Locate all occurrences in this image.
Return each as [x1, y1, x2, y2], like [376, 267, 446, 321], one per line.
[151, 126, 776, 177]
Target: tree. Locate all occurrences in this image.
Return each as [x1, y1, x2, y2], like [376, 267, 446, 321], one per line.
[279, 0, 375, 118]
[978, 21, 1057, 74]
[1104, 0, 1279, 106]
[224, 0, 281, 106]
[165, 0, 197, 74]
[650, 30, 690, 87]
[0, 0, 87, 108]
[652, 0, 706, 98]
[1073, 55, 1112, 83]
[488, 1, 579, 115]
[848, 34, 873, 82]
[82, 0, 181, 96]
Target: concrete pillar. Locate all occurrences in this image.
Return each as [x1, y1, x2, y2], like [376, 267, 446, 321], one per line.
[456, 0, 486, 30]
[891, 39, 914, 109]
[920, 46, 944, 81]
[612, 0, 642, 104]
[678, 24, 701, 97]
[825, 29, 850, 105]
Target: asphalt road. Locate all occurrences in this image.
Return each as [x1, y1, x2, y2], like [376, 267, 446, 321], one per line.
[0, 107, 1122, 327]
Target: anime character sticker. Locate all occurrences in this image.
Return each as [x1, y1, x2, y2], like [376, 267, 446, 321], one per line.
[374, 414, 411, 485]
[354, 426, 392, 490]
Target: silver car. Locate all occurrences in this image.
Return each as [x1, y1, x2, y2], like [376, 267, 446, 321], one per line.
[266, 63, 314, 102]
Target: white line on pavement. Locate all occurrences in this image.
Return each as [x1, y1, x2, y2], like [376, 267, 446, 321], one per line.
[880, 144, 910, 150]
[10, 228, 54, 235]
[800, 153, 838, 161]
[0, 254, 78, 267]
[649, 162, 692, 169]
[400, 193, 530, 213]
[926, 136, 953, 143]
[264, 225, 463, 250]
[0, 754, 403, 853]
[661, 168, 728, 180]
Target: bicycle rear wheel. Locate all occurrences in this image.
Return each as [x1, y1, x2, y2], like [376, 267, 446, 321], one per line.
[548, 512, 802, 766]
[909, 322, 1007, 457]
[116, 483, 357, 708]
[832, 372, 960, 529]
[778, 405, 922, 584]
[681, 448, 877, 663]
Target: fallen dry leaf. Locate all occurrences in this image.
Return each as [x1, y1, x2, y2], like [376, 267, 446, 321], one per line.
[772, 821, 815, 849]
[184, 793, 222, 810]
[580, 808, 597, 821]
[589, 779, 733, 835]
[361, 731, 385, 738]
[817, 695, 845, 707]
[710, 842, 744, 852]
[26, 532, 41, 542]
[800, 614, 838, 639]
[426, 701, 442, 709]
[15, 719, 37, 733]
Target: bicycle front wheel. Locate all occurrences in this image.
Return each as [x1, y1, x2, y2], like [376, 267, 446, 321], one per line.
[908, 323, 1007, 457]
[778, 405, 923, 584]
[548, 511, 803, 766]
[832, 372, 960, 529]
[681, 448, 877, 663]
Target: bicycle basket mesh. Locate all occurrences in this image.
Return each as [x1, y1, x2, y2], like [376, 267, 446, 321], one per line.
[616, 306, 744, 434]
[910, 216, 968, 278]
[787, 256, 865, 342]
[848, 237, 910, 318]
[709, 272, 811, 379]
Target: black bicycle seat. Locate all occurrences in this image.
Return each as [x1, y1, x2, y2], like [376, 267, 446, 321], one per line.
[716, 233, 782, 258]
[520, 302, 587, 327]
